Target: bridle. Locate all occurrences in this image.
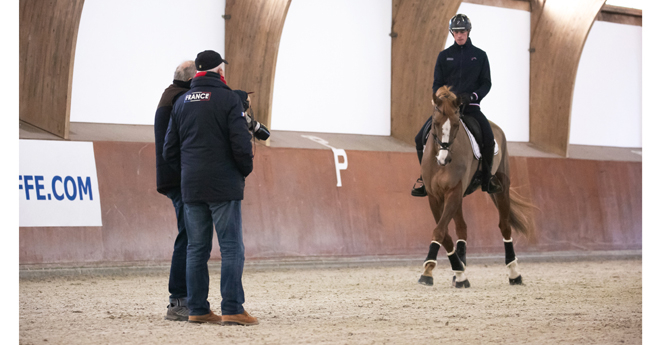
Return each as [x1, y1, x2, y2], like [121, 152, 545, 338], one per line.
[433, 132, 452, 151]
[431, 105, 456, 154]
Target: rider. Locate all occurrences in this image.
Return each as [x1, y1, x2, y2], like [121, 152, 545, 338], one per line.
[411, 13, 503, 196]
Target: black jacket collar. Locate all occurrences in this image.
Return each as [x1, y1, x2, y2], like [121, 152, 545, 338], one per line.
[452, 37, 473, 50]
[173, 79, 192, 89]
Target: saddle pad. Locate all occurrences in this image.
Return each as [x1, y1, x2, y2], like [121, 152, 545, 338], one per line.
[460, 119, 499, 160]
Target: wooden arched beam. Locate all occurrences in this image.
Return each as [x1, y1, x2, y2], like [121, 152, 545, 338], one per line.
[391, 0, 462, 146]
[19, 0, 85, 139]
[224, 0, 292, 136]
[529, 0, 606, 156]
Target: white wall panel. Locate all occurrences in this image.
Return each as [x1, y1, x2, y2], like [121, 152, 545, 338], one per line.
[271, 0, 391, 135]
[570, 21, 642, 148]
[71, 0, 225, 125]
[446, 3, 531, 142]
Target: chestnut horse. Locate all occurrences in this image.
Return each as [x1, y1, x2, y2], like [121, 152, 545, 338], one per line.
[417, 86, 535, 288]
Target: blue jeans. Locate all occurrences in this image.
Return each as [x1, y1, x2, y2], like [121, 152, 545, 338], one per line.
[165, 189, 187, 300]
[184, 200, 245, 316]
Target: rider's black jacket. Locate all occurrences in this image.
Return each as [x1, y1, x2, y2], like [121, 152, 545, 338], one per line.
[432, 37, 491, 103]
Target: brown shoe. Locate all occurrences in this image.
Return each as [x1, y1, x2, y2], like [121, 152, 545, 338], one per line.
[222, 311, 259, 326]
[188, 311, 222, 324]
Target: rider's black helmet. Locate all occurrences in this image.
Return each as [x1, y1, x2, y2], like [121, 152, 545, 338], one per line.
[449, 14, 472, 33]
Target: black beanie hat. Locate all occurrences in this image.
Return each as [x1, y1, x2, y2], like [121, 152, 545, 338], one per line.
[195, 50, 228, 71]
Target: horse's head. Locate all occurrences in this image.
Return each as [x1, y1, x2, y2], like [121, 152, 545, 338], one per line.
[431, 86, 461, 166]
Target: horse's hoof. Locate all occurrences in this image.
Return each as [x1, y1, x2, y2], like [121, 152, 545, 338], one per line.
[509, 275, 523, 285]
[418, 275, 434, 286]
[452, 277, 470, 288]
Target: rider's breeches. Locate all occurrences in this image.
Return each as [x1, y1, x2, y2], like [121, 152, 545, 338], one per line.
[463, 105, 494, 149]
[415, 116, 433, 155]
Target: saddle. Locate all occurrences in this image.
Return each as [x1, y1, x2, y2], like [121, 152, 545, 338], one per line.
[461, 115, 499, 160]
[422, 115, 498, 197]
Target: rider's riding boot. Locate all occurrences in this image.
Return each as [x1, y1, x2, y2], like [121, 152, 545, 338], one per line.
[411, 149, 427, 197]
[480, 144, 503, 194]
[411, 176, 427, 197]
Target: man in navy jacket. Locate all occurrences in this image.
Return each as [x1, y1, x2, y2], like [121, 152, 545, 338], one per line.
[411, 14, 503, 197]
[155, 60, 196, 322]
[163, 50, 257, 326]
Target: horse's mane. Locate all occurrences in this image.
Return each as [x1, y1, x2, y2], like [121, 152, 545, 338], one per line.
[433, 86, 459, 119]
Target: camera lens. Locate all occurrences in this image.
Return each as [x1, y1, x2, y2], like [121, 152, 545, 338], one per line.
[254, 123, 270, 141]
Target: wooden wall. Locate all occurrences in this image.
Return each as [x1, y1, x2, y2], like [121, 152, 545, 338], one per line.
[19, 143, 641, 267]
[19, 0, 85, 139]
[528, 0, 606, 156]
[597, 5, 642, 26]
[462, 0, 529, 11]
[224, 0, 292, 134]
[390, 0, 462, 146]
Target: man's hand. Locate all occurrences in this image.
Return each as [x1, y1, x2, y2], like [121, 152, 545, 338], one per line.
[458, 93, 477, 106]
[458, 93, 471, 106]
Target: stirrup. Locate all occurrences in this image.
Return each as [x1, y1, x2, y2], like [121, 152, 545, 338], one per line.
[482, 175, 503, 194]
[411, 178, 427, 197]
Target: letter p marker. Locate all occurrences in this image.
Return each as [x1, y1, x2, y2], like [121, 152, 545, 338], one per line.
[332, 148, 348, 187]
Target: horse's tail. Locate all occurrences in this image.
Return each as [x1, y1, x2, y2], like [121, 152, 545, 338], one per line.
[493, 187, 537, 240]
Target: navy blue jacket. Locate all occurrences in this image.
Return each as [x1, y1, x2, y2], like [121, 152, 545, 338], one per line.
[432, 38, 491, 103]
[163, 72, 253, 203]
[154, 80, 190, 195]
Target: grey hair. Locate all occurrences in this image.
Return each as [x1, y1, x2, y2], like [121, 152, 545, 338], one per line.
[173, 60, 196, 81]
[202, 64, 223, 74]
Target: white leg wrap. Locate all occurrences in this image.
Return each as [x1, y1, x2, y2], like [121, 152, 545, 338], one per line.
[423, 260, 437, 268]
[454, 270, 468, 282]
[446, 249, 455, 256]
[506, 258, 520, 279]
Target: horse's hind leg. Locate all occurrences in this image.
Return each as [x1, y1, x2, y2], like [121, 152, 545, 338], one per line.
[490, 173, 523, 285]
[453, 202, 468, 267]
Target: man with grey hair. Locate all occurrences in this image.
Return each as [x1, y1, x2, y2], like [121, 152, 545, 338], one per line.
[173, 60, 196, 82]
[154, 60, 196, 321]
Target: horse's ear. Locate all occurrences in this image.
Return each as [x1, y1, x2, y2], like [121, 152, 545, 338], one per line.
[453, 96, 461, 109]
[432, 93, 441, 107]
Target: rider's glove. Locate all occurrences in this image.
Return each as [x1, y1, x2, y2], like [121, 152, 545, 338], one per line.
[458, 93, 471, 106]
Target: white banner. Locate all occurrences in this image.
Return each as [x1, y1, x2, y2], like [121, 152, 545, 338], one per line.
[19, 140, 102, 227]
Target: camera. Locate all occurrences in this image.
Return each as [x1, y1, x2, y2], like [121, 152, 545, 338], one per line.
[233, 89, 271, 141]
[245, 110, 270, 141]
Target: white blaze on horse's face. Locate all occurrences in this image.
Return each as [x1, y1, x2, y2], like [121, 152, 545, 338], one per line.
[436, 118, 452, 165]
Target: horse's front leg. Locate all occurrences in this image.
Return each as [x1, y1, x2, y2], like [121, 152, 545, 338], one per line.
[418, 194, 444, 286]
[453, 201, 468, 267]
[439, 184, 469, 288]
[418, 183, 466, 287]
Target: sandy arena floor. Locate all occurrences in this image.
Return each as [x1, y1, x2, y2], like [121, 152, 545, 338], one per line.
[20, 259, 642, 345]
